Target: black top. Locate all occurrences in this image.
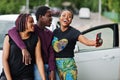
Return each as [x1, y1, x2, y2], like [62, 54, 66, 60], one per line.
[1, 32, 38, 80]
[53, 26, 81, 58]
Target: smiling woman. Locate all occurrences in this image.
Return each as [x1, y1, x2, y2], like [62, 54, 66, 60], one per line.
[0, 14, 59, 49]
[0, 13, 120, 80]
[0, 13, 48, 80]
[0, 14, 59, 75]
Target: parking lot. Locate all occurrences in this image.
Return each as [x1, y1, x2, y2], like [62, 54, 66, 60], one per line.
[71, 12, 120, 46]
[71, 12, 115, 31]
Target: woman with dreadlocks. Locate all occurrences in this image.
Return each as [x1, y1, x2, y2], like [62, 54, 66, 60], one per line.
[0, 14, 46, 80]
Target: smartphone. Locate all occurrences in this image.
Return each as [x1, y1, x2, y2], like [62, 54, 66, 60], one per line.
[96, 32, 102, 47]
[96, 32, 101, 40]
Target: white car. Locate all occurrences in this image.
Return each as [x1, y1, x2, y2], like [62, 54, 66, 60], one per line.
[74, 23, 120, 80]
[0, 14, 120, 80]
[79, 7, 91, 19]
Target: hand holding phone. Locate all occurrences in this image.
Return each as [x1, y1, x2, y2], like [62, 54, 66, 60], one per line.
[96, 32, 103, 47]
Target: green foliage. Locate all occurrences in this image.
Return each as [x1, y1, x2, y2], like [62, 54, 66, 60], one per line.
[71, 0, 99, 12]
[0, 0, 120, 21]
[0, 0, 8, 14]
[102, 0, 120, 12]
[102, 0, 120, 22]
[0, 0, 24, 14]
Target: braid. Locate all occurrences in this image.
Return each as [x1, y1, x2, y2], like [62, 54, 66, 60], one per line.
[15, 14, 23, 30]
[16, 13, 30, 32]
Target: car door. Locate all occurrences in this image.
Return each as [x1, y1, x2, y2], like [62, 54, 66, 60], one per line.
[74, 23, 120, 80]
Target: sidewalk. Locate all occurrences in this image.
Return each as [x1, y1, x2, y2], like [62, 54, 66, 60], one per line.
[71, 13, 114, 31]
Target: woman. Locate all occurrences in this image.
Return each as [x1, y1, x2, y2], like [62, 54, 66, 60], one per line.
[0, 14, 46, 80]
[52, 10, 102, 80]
[7, 6, 57, 80]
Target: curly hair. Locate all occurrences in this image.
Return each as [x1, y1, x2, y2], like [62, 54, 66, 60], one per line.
[15, 13, 30, 32]
[35, 6, 50, 21]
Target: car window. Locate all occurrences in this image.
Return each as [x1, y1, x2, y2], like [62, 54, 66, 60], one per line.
[76, 27, 113, 52]
[0, 15, 59, 49]
[0, 20, 14, 49]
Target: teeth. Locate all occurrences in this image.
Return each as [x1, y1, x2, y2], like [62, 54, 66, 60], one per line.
[64, 20, 67, 22]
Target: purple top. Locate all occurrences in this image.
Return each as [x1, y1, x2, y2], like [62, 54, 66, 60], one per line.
[8, 25, 55, 71]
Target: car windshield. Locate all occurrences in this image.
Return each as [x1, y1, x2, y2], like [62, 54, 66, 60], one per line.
[0, 20, 15, 49]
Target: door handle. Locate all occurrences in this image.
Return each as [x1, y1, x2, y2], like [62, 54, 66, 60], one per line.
[101, 55, 115, 60]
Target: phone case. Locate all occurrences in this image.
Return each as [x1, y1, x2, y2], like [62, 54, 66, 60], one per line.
[96, 32, 102, 47]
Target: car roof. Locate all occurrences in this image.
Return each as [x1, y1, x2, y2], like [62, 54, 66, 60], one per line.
[0, 14, 19, 21]
[0, 14, 37, 22]
[0, 14, 59, 31]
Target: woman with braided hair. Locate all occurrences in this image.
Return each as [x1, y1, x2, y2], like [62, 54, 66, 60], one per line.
[0, 13, 46, 80]
[7, 6, 59, 80]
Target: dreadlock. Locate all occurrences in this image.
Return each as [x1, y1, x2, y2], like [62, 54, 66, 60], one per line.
[15, 13, 31, 32]
[35, 6, 50, 21]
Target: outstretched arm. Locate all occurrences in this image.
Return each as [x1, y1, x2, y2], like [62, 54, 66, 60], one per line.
[8, 27, 31, 65]
[78, 35, 96, 46]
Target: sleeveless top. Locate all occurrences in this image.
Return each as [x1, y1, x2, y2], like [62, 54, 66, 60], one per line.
[0, 32, 38, 80]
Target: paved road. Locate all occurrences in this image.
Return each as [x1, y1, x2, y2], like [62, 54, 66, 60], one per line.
[71, 13, 114, 31]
